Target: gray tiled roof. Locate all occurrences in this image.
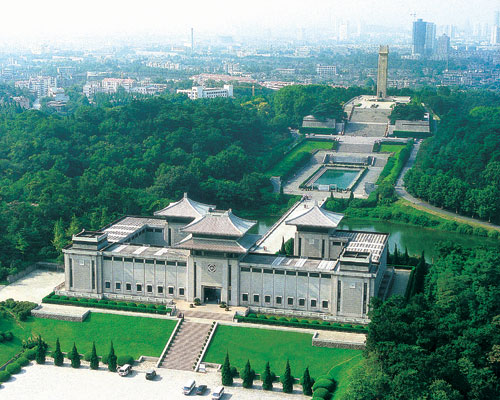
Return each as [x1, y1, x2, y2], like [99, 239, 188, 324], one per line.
[181, 210, 256, 237]
[175, 235, 249, 254]
[241, 253, 338, 272]
[333, 230, 388, 263]
[285, 205, 344, 229]
[154, 193, 215, 220]
[103, 217, 165, 243]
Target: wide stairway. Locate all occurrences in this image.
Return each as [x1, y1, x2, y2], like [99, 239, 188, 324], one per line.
[160, 321, 213, 371]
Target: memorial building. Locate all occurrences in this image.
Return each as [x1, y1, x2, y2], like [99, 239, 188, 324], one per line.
[62, 194, 390, 321]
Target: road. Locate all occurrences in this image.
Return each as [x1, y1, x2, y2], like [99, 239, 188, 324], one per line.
[395, 142, 500, 232]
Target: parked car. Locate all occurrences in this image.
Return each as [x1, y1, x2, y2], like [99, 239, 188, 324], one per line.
[196, 384, 207, 395]
[145, 369, 157, 380]
[117, 364, 132, 377]
[183, 379, 196, 395]
[211, 386, 224, 399]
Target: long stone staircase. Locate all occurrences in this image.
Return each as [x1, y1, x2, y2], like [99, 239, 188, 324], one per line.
[160, 321, 213, 371]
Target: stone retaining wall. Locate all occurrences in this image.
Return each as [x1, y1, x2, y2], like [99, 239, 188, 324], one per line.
[31, 308, 90, 322]
[311, 332, 365, 350]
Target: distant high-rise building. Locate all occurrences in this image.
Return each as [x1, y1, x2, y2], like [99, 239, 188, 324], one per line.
[491, 25, 500, 45]
[377, 45, 389, 100]
[412, 19, 437, 56]
[495, 10, 500, 26]
[436, 34, 450, 59]
[412, 19, 427, 55]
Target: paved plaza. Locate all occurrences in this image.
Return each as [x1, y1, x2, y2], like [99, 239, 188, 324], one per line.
[0, 362, 308, 400]
[0, 270, 64, 303]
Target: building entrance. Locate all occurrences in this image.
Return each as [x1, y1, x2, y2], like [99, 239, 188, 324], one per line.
[203, 287, 221, 304]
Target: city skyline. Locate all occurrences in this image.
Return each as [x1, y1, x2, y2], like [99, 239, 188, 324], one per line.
[1, 0, 500, 41]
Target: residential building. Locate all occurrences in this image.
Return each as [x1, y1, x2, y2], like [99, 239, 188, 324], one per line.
[316, 65, 337, 77]
[177, 85, 233, 100]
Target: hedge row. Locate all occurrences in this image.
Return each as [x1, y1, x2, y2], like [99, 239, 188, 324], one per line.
[235, 315, 367, 333]
[42, 292, 172, 315]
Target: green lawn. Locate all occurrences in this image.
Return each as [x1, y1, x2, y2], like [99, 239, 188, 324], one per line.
[380, 144, 405, 154]
[268, 140, 333, 177]
[0, 313, 176, 365]
[203, 325, 363, 386]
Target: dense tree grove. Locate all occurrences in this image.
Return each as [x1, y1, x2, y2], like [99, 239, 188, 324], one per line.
[389, 102, 426, 124]
[405, 100, 500, 224]
[343, 244, 500, 399]
[0, 94, 293, 277]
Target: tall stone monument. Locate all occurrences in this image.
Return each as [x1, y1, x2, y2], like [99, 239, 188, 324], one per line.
[377, 45, 389, 99]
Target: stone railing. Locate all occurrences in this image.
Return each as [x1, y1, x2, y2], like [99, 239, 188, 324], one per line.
[195, 321, 218, 372]
[31, 307, 90, 322]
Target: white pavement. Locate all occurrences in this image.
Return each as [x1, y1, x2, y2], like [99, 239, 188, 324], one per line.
[0, 270, 64, 303]
[1, 362, 308, 400]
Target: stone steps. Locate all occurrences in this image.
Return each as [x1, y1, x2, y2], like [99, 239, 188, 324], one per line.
[160, 321, 212, 371]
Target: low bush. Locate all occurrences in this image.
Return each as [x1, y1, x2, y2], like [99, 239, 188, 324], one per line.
[311, 320, 320, 325]
[313, 378, 336, 392]
[127, 303, 137, 307]
[0, 371, 11, 383]
[51, 295, 60, 300]
[24, 349, 37, 361]
[268, 316, 277, 321]
[17, 357, 29, 367]
[117, 355, 134, 366]
[137, 304, 146, 309]
[312, 387, 331, 400]
[300, 319, 309, 324]
[147, 304, 156, 309]
[98, 299, 108, 304]
[258, 315, 268, 320]
[248, 313, 257, 318]
[290, 318, 299, 323]
[108, 301, 117, 306]
[6, 362, 21, 375]
[278, 317, 288, 322]
[321, 321, 330, 326]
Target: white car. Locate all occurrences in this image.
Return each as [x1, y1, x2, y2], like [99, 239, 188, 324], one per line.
[183, 379, 196, 395]
[117, 364, 132, 377]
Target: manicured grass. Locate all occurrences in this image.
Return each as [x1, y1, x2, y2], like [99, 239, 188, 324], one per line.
[268, 140, 333, 177]
[380, 144, 405, 154]
[0, 313, 175, 365]
[203, 325, 363, 381]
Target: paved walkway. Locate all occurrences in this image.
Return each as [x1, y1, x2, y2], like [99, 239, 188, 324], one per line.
[0, 270, 64, 303]
[396, 142, 500, 231]
[1, 363, 308, 400]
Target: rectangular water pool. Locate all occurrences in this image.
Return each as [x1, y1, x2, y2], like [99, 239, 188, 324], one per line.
[312, 168, 360, 190]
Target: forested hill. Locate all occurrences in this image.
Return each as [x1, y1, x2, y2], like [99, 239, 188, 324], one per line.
[0, 95, 291, 276]
[405, 90, 500, 224]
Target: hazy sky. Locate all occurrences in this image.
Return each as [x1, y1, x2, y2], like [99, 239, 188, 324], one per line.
[2, 0, 500, 38]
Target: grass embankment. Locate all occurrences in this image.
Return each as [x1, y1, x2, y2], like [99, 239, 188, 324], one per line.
[267, 140, 333, 179]
[0, 313, 176, 365]
[203, 325, 363, 387]
[379, 144, 405, 154]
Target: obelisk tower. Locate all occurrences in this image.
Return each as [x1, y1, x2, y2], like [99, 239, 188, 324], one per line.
[377, 45, 389, 99]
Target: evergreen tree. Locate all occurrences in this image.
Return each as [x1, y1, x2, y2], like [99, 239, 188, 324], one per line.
[90, 342, 99, 370]
[52, 219, 66, 254]
[281, 359, 294, 393]
[403, 246, 410, 265]
[393, 244, 399, 265]
[107, 341, 117, 372]
[35, 336, 47, 364]
[241, 360, 255, 389]
[53, 338, 64, 366]
[301, 366, 313, 395]
[411, 251, 427, 296]
[70, 343, 81, 368]
[262, 361, 274, 391]
[221, 352, 233, 386]
[66, 215, 80, 238]
[280, 237, 286, 254]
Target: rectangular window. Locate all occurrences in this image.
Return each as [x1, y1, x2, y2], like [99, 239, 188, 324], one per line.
[321, 274, 331, 279]
[135, 258, 144, 264]
[126, 283, 132, 291]
[299, 298, 305, 306]
[322, 300, 329, 309]
[286, 271, 296, 276]
[298, 238, 302, 256]
[136, 284, 143, 292]
[103, 256, 112, 261]
[275, 270, 284, 275]
[69, 259, 73, 288]
[276, 296, 282, 304]
[310, 273, 319, 278]
[91, 261, 96, 290]
[264, 295, 271, 303]
[146, 259, 154, 264]
[298, 272, 308, 277]
[287, 297, 294, 306]
[310, 299, 317, 308]
[105, 281, 111, 289]
[321, 239, 325, 258]
[113, 257, 123, 262]
[168, 286, 174, 295]
[263, 269, 273, 274]
[252, 268, 261, 273]
[228, 289, 231, 301]
[146, 285, 153, 293]
[178, 261, 187, 267]
[242, 293, 249, 302]
[363, 282, 368, 314]
[228, 265, 232, 285]
[253, 294, 260, 303]
[158, 286, 164, 294]
[115, 282, 121, 290]
[241, 267, 251, 272]
[337, 280, 342, 312]
[167, 261, 176, 266]
[179, 288, 185, 296]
